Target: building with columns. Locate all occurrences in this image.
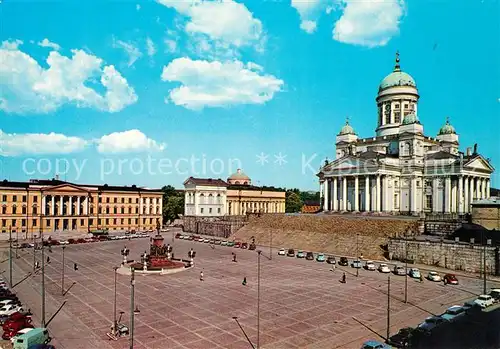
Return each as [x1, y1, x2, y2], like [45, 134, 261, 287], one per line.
[184, 169, 286, 217]
[318, 53, 494, 215]
[0, 178, 163, 235]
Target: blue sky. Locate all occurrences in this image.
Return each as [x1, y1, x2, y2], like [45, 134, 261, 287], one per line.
[0, 0, 499, 191]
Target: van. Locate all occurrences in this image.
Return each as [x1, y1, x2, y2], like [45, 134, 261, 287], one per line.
[12, 328, 50, 349]
[490, 289, 500, 302]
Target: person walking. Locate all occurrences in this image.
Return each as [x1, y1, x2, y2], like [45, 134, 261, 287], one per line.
[46, 256, 50, 264]
[233, 253, 237, 263]
[341, 272, 346, 284]
[242, 277, 247, 286]
[330, 264, 336, 272]
[200, 270, 204, 281]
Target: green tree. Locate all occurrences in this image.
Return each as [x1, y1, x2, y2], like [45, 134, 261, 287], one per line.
[161, 185, 184, 223]
[285, 191, 303, 213]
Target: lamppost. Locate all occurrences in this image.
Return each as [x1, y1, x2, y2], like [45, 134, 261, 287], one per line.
[113, 266, 118, 336]
[9, 226, 13, 287]
[15, 229, 19, 259]
[482, 230, 487, 294]
[61, 246, 66, 296]
[129, 267, 140, 349]
[386, 275, 391, 341]
[41, 217, 46, 327]
[404, 238, 408, 303]
[256, 250, 261, 349]
[356, 233, 359, 277]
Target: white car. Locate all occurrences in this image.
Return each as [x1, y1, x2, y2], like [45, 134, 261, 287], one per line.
[203, 238, 210, 243]
[197, 237, 204, 242]
[474, 295, 494, 308]
[378, 263, 391, 273]
[0, 299, 17, 306]
[10, 328, 33, 343]
[408, 268, 421, 279]
[0, 304, 23, 316]
[427, 271, 442, 282]
[59, 240, 69, 245]
[278, 248, 286, 256]
[365, 261, 376, 271]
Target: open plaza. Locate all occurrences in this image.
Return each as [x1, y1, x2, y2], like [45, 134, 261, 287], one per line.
[3, 229, 499, 349]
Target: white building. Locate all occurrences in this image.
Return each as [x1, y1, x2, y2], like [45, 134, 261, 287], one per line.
[318, 53, 494, 215]
[183, 178, 228, 217]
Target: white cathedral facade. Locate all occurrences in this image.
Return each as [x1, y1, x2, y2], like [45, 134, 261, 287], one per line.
[318, 53, 494, 215]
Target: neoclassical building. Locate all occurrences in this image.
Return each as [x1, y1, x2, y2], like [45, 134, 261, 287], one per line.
[317, 53, 494, 215]
[0, 178, 163, 235]
[183, 169, 286, 217]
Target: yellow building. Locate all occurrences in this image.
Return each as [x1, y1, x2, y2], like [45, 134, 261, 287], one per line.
[0, 178, 163, 236]
[183, 169, 286, 217]
[471, 197, 500, 230]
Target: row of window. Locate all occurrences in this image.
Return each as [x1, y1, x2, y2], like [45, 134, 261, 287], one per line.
[186, 193, 223, 205]
[0, 194, 160, 205]
[1, 205, 161, 215]
[199, 208, 221, 214]
[0, 217, 158, 228]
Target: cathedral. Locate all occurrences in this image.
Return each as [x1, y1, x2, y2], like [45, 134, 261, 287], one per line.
[317, 53, 494, 215]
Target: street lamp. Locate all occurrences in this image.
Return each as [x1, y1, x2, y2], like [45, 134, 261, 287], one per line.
[41, 219, 46, 327]
[256, 250, 261, 349]
[404, 238, 408, 303]
[129, 267, 140, 349]
[9, 226, 13, 287]
[386, 275, 391, 341]
[356, 234, 359, 277]
[112, 266, 118, 336]
[61, 246, 66, 296]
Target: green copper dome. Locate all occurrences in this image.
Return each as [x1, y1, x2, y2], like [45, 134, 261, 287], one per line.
[402, 112, 419, 125]
[338, 118, 356, 135]
[378, 52, 417, 92]
[438, 118, 456, 135]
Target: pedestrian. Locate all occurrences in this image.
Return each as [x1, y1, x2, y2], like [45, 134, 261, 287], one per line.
[341, 272, 346, 283]
[330, 264, 335, 272]
[200, 270, 204, 281]
[242, 277, 247, 286]
[46, 256, 50, 264]
[35, 261, 40, 269]
[419, 274, 424, 283]
[233, 254, 237, 263]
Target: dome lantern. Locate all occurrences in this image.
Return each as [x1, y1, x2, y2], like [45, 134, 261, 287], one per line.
[438, 117, 456, 135]
[338, 117, 356, 136]
[378, 52, 417, 92]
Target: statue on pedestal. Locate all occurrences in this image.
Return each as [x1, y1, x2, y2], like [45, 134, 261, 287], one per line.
[121, 246, 129, 265]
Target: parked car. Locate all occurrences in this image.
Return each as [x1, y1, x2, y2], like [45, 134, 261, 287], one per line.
[474, 295, 494, 308]
[3, 313, 31, 330]
[361, 340, 391, 349]
[364, 261, 376, 271]
[203, 238, 210, 243]
[351, 260, 362, 268]
[241, 242, 248, 249]
[214, 240, 222, 245]
[11, 327, 51, 349]
[488, 289, 500, 302]
[9, 327, 34, 343]
[338, 257, 349, 266]
[20, 243, 32, 249]
[197, 237, 204, 243]
[443, 274, 458, 285]
[393, 265, 406, 276]
[387, 327, 414, 348]
[0, 304, 23, 316]
[408, 268, 421, 279]
[2, 323, 34, 340]
[417, 316, 445, 334]
[326, 256, 336, 264]
[316, 253, 326, 262]
[287, 249, 295, 257]
[440, 305, 465, 322]
[249, 243, 256, 250]
[59, 240, 70, 245]
[175, 233, 182, 239]
[427, 271, 442, 282]
[221, 241, 228, 246]
[234, 242, 241, 248]
[227, 241, 235, 247]
[68, 239, 76, 244]
[305, 252, 314, 260]
[296, 250, 306, 258]
[378, 264, 390, 273]
[278, 248, 286, 256]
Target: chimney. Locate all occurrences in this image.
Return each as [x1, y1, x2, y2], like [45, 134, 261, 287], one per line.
[466, 147, 471, 156]
[473, 143, 478, 154]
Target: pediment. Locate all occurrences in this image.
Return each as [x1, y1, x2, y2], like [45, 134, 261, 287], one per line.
[324, 156, 370, 172]
[44, 184, 89, 193]
[464, 156, 494, 172]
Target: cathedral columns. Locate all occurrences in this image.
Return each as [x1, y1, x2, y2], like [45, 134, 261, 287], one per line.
[451, 179, 457, 213]
[481, 178, 487, 198]
[470, 177, 475, 206]
[458, 176, 464, 214]
[486, 179, 490, 198]
[410, 177, 417, 213]
[464, 177, 469, 213]
[476, 178, 481, 200]
[319, 181, 324, 210]
[323, 180, 329, 212]
[354, 176, 359, 211]
[51, 196, 55, 215]
[342, 177, 347, 211]
[365, 176, 370, 212]
[60, 196, 64, 215]
[432, 178, 439, 212]
[444, 176, 451, 213]
[333, 178, 338, 211]
[375, 175, 381, 212]
[382, 175, 389, 212]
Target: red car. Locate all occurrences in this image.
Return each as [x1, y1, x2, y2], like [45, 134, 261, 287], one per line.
[2, 323, 34, 340]
[2, 312, 31, 328]
[68, 239, 76, 244]
[443, 274, 458, 285]
[76, 238, 86, 244]
[234, 242, 241, 248]
[3, 316, 32, 331]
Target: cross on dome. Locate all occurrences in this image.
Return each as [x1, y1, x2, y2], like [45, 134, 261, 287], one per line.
[394, 51, 401, 72]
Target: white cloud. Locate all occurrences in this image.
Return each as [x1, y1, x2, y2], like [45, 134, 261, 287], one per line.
[0, 130, 88, 156]
[112, 37, 142, 67]
[146, 37, 156, 56]
[157, 0, 264, 55]
[161, 57, 283, 110]
[164, 38, 178, 53]
[38, 38, 61, 51]
[291, 0, 330, 34]
[96, 130, 166, 154]
[333, 0, 405, 47]
[300, 20, 317, 33]
[1, 39, 23, 50]
[0, 41, 138, 114]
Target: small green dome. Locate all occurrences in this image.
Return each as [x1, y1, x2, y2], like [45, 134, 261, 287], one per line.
[438, 118, 456, 135]
[339, 119, 356, 136]
[378, 52, 417, 92]
[402, 112, 419, 125]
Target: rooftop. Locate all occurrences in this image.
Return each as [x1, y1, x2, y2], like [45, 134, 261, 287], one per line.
[472, 197, 500, 206]
[0, 179, 162, 192]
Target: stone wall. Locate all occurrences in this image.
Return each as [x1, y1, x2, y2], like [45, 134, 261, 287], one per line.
[182, 215, 248, 238]
[472, 206, 500, 230]
[424, 221, 463, 236]
[389, 238, 500, 275]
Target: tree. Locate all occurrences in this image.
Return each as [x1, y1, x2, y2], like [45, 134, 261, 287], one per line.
[285, 191, 303, 213]
[161, 185, 184, 223]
